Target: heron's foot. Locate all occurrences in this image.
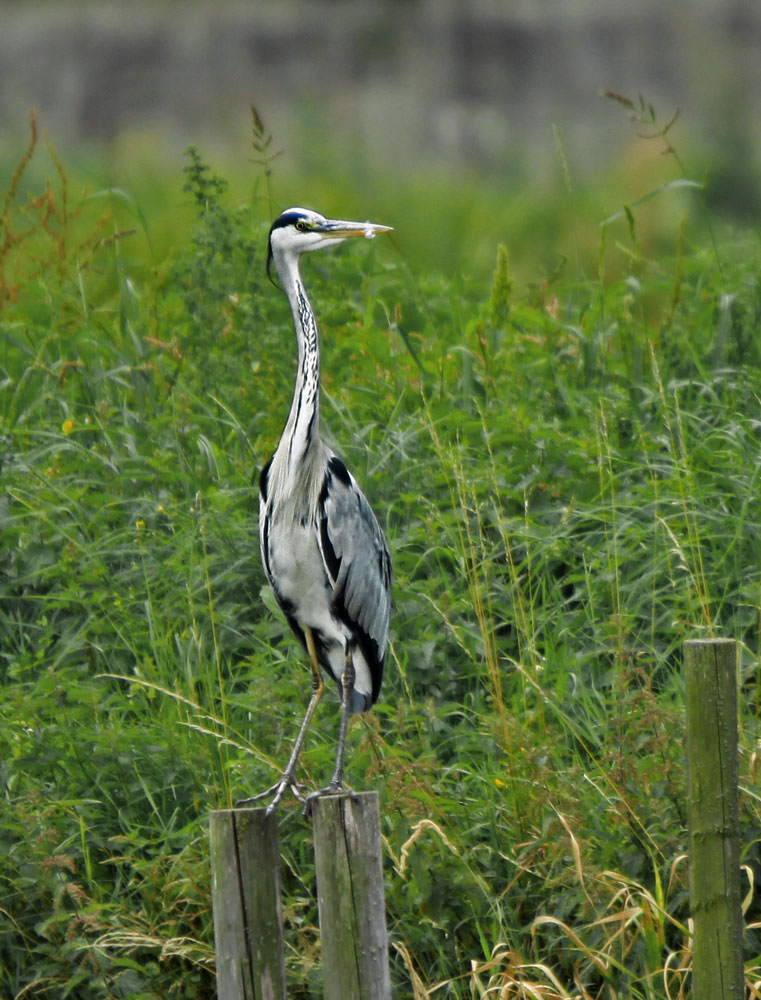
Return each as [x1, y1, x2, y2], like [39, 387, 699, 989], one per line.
[302, 780, 358, 817]
[236, 775, 307, 814]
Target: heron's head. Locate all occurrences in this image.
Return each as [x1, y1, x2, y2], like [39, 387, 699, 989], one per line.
[266, 207, 392, 283]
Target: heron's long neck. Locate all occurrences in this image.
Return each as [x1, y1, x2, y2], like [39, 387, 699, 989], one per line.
[279, 260, 321, 475]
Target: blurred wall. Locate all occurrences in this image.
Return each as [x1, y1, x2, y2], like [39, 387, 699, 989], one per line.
[1, 0, 759, 189]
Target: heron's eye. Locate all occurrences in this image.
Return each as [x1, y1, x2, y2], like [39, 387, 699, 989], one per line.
[296, 220, 309, 232]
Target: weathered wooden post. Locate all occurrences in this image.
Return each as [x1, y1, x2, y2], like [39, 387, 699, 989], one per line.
[684, 638, 744, 1000]
[312, 791, 391, 1000]
[210, 808, 286, 1000]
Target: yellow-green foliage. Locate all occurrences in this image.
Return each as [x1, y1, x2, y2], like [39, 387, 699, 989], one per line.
[2, 113, 761, 999]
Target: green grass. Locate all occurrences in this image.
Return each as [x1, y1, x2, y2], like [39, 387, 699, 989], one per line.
[2, 112, 761, 999]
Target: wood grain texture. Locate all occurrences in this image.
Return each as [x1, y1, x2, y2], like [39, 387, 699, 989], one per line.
[684, 639, 743, 1000]
[210, 809, 286, 1000]
[312, 792, 391, 1000]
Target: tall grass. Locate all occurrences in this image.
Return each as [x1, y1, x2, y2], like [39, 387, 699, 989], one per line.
[2, 111, 761, 998]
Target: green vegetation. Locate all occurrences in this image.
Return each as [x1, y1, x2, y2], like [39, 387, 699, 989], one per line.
[2, 107, 761, 999]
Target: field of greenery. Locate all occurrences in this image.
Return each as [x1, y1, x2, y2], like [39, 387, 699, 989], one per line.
[2, 105, 761, 999]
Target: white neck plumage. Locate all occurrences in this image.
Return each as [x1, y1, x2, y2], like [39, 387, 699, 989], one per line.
[270, 248, 323, 507]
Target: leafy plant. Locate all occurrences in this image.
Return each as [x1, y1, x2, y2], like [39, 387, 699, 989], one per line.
[2, 108, 761, 999]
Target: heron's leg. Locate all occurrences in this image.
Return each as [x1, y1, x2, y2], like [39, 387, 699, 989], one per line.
[236, 626, 324, 813]
[303, 647, 357, 815]
[328, 648, 356, 789]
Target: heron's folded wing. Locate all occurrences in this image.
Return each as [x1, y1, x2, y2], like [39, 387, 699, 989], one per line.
[317, 455, 391, 671]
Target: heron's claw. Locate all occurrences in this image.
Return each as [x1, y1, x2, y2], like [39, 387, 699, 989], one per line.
[301, 781, 358, 817]
[236, 775, 307, 813]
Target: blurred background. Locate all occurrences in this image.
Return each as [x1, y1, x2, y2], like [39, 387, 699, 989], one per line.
[1, 0, 759, 277]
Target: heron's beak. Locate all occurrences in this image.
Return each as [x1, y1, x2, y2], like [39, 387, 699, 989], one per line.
[318, 219, 393, 242]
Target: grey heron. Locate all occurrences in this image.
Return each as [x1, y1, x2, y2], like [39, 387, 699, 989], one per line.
[238, 207, 392, 814]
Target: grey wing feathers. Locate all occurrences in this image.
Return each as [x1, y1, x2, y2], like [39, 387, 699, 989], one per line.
[318, 456, 391, 669]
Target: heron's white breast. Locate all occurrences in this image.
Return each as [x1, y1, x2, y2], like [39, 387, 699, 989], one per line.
[266, 517, 332, 625]
[264, 511, 374, 703]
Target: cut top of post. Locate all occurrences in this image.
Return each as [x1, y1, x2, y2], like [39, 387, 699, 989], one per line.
[683, 637, 737, 648]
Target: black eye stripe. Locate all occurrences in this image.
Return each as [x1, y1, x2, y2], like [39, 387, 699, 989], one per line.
[266, 209, 320, 282]
[269, 210, 311, 236]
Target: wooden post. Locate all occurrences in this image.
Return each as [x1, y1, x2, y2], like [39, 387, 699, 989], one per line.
[312, 792, 391, 1000]
[210, 808, 286, 1000]
[684, 638, 744, 1000]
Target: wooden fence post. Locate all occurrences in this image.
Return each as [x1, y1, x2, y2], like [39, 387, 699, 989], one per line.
[312, 791, 391, 1000]
[210, 808, 287, 1000]
[684, 638, 744, 1000]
